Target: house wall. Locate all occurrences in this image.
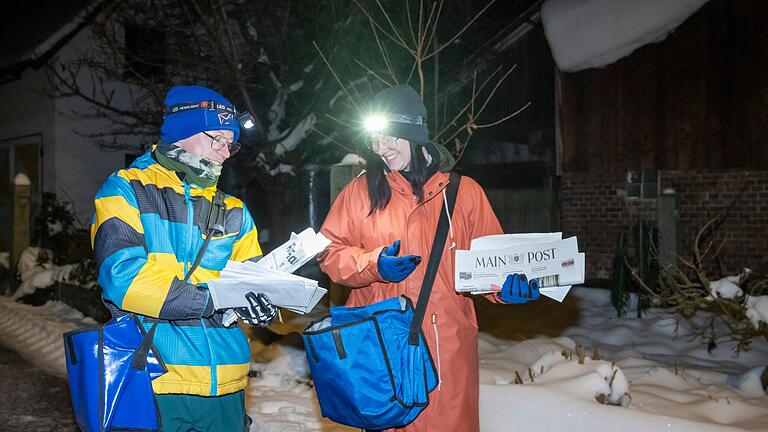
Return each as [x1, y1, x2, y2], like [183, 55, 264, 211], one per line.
[562, 171, 768, 280]
[0, 67, 56, 193]
[51, 26, 139, 226]
[556, 0, 768, 280]
[0, 22, 147, 235]
[557, 0, 768, 174]
[0, 67, 57, 252]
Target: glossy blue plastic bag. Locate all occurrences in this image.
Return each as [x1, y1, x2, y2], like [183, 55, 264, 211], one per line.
[64, 314, 165, 432]
[303, 296, 437, 429]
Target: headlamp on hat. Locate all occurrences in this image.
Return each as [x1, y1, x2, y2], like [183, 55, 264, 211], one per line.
[163, 98, 264, 144]
[238, 112, 256, 129]
[362, 112, 427, 135]
[363, 114, 388, 134]
[163, 99, 254, 127]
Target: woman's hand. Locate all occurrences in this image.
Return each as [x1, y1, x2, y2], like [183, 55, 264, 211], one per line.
[377, 240, 422, 282]
[499, 273, 540, 304]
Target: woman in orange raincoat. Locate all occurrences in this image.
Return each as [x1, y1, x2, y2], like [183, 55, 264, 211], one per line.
[318, 85, 540, 432]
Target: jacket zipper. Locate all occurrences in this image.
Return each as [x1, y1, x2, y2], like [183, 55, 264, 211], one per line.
[183, 182, 193, 276]
[432, 313, 442, 391]
[184, 182, 217, 396]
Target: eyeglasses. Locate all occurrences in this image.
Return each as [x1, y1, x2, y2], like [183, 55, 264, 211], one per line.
[369, 133, 399, 150]
[203, 131, 241, 156]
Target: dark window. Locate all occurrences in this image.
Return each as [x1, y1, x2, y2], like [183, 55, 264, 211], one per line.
[124, 23, 166, 79]
[626, 170, 658, 199]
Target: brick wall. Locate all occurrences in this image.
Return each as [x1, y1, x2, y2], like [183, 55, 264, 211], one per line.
[561, 170, 768, 281]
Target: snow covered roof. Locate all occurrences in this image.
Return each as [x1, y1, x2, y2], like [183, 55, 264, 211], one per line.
[541, 0, 709, 72]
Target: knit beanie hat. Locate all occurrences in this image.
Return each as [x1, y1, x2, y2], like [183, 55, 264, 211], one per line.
[370, 84, 429, 145]
[160, 85, 240, 145]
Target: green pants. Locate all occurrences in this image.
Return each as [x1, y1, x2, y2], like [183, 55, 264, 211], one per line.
[155, 390, 251, 432]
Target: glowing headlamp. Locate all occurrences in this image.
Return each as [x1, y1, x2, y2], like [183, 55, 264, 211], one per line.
[362, 112, 426, 134]
[236, 110, 265, 146]
[363, 114, 388, 133]
[237, 111, 256, 129]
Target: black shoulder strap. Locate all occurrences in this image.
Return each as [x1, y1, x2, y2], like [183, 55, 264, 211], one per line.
[408, 172, 461, 345]
[187, 189, 226, 279]
[132, 189, 226, 370]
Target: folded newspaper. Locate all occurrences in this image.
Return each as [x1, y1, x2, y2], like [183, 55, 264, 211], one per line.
[207, 228, 330, 326]
[455, 233, 584, 302]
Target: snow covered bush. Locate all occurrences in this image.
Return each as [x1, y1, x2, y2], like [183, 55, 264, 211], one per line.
[67, 257, 99, 290]
[29, 192, 92, 270]
[626, 208, 768, 353]
[12, 247, 77, 301]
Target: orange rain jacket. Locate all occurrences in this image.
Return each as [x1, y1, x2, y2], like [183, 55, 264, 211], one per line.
[318, 170, 503, 432]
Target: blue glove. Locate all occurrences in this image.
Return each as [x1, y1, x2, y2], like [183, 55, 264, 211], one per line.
[377, 240, 422, 282]
[499, 273, 540, 304]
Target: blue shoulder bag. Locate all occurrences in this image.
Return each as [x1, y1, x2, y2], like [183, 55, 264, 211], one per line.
[303, 173, 460, 430]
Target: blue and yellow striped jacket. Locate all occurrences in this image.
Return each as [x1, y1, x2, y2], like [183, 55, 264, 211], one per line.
[91, 151, 262, 396]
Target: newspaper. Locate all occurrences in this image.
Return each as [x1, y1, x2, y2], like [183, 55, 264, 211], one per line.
[257, 227, 332, 274]
[455, 233, 584, 302]
[208, 260, 327, 314]
[208, 228, 330, 326]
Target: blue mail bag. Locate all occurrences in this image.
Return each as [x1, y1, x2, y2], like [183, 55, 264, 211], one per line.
[64, 314, 166, 432]
[303, 296, 438, 429]
[303, 173, 461, 430]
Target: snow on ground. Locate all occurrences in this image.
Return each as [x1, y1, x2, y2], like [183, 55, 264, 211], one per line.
[246, 333, 355, 432]
[0, 288, 766, 431]
[0, 297, 95, 377]
[477, 289, 768, 432]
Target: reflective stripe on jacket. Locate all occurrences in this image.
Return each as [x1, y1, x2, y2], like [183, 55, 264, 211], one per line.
[91, 151, 262, 396]
[318, 171, 503, 432]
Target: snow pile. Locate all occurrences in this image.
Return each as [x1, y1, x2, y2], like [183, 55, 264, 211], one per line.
[478, 334, 630, 406]
[13, 264, 76, 300]
[708, 269, 752, 300]
[12, 246, 76, 300]
[709, 278, 744, 299]
[546, 289, 768, 431]
[727, 367, 768, 399]
[0, 297, 95, 377]
[17, 247, 49, 281]
[541, 0, 709, 71]
[745, 296, 768, 328]
[705, 269, 767, 328]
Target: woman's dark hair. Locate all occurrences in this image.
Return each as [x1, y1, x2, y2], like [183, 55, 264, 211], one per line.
[365, 141, 429, 215]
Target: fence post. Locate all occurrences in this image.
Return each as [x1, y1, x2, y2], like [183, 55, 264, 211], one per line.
[10, 173, 31, 295]
[656, 191, 678, 271]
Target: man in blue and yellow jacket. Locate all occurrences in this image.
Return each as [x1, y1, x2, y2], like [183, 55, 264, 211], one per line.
[91, 85, 273, 431]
